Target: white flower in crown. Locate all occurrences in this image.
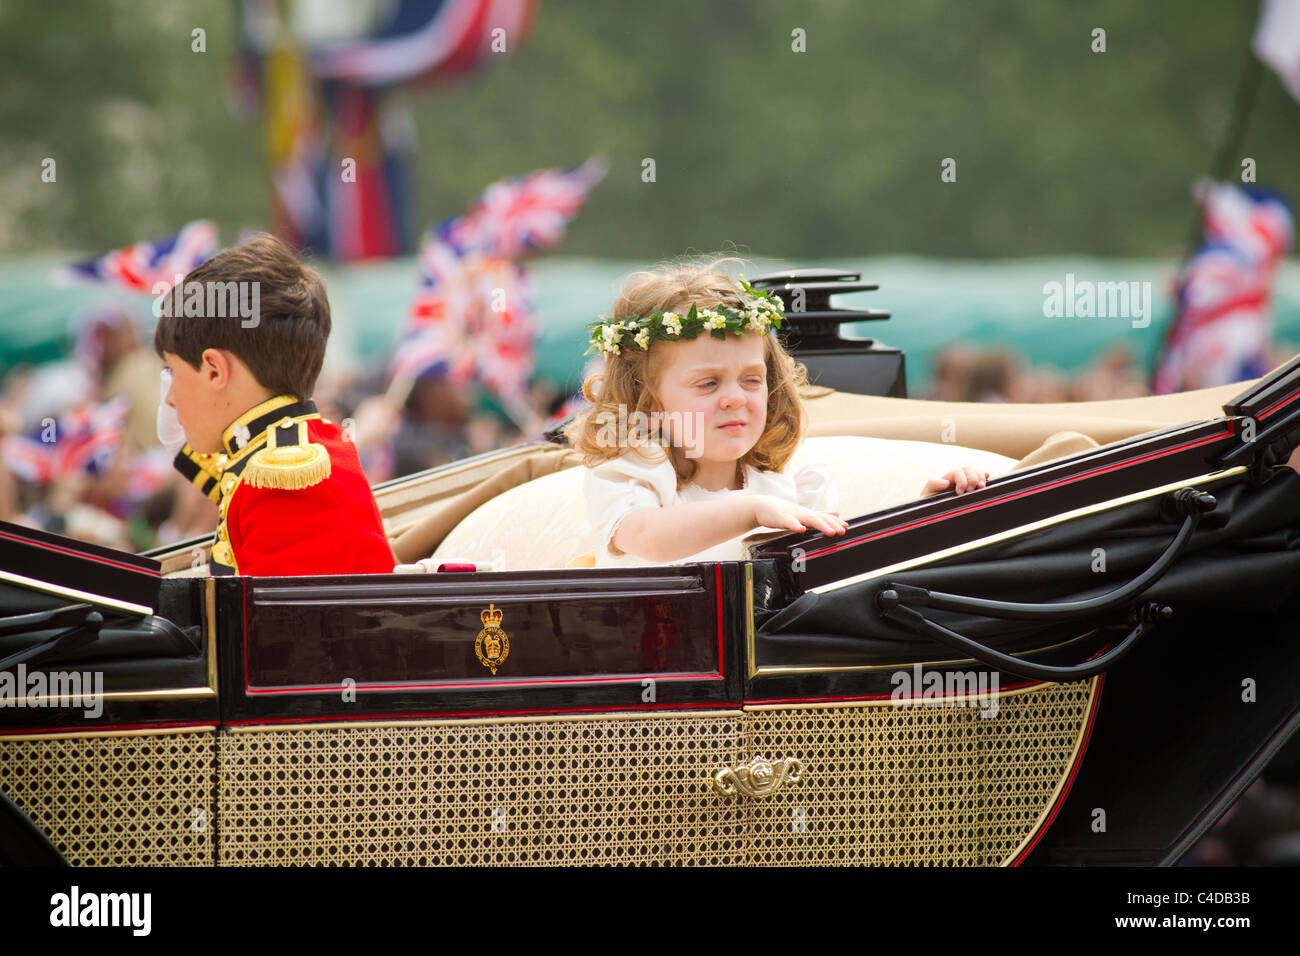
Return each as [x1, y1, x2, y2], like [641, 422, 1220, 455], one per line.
[634, 328, 651, 350]
[701, 309, 727, 331]
[600, 324, 622, 355]
[662, 312, 682, 336]
[744, 310, 768, 334]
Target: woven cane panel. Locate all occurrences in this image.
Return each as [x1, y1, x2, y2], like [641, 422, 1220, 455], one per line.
[217, 714, 748, 866]
[744, 679, 1095, 866]
[0, 730, 216, 866]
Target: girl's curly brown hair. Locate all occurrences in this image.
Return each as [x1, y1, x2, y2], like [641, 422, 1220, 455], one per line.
[565, 256, 810, 487]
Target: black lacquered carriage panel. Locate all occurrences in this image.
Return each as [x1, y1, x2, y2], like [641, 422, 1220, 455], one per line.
[220, 565, 748, 722]
[244, 573, 720, 685]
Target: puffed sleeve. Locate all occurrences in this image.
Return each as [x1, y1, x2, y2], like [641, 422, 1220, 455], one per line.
[584, 451, 679, 561]
[793, 460, 840, 514]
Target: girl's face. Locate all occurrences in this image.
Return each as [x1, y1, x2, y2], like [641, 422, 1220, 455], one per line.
[653, 332, 768, 466]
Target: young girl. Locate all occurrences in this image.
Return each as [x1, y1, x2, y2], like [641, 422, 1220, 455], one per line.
[569, 259, 987, 567]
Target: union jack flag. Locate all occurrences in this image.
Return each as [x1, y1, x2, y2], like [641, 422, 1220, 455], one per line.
[392, 160, 603, 425]
[407, 223, 468, 325]
[57, 221, 218, 294]
[445, 158, 607, 259]
[394, 249, 535, 406]
[1, 397, 129, 484]
[1200, 181, 1293, 263]
[1154, 184, 1294, 393]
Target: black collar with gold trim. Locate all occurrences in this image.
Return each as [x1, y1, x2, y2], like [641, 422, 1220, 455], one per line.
[170, 396, 320, 504]
[222, 395, 319, 458]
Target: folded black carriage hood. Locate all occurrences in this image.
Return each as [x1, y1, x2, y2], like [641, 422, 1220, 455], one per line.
[0, 519, 160, 613]
[757, 453, 1300, 670]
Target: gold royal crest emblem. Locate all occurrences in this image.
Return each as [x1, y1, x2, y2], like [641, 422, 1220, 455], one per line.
[475, 604, 510, 675]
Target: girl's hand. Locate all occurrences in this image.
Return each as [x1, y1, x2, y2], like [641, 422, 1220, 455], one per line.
[751, 495, 849, 536]
[922, 465, 989, 497]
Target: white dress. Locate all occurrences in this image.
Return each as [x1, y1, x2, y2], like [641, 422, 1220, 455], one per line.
[584, 449, 839, 567]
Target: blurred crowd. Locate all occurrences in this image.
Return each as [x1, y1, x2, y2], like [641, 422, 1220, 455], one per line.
[7, 309, 1300, 556]
[10, 308, 1300, 556]
[922, 343, 1152, 403]
[920, 340, 1298, 404]
[0, 303, 570, 553]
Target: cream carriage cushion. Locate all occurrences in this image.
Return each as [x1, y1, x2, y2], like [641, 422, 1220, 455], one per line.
[429, 436, 1017, 571]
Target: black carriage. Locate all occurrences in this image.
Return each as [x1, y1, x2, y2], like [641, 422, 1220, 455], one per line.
[3, 270, 1300, 866]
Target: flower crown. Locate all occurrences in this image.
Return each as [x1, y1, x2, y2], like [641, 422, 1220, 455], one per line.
[585, 278, 785, 356]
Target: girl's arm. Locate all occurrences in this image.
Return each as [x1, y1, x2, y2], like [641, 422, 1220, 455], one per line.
[613, 495, 847, 563]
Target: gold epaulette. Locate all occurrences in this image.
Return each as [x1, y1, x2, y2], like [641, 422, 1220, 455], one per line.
[239, 417, 331, 491]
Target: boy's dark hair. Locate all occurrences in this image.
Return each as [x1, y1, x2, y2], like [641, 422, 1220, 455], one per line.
[153, 233, 331, 400]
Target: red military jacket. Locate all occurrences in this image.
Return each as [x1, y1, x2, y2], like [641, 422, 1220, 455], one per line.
[173, 395, 396, 577]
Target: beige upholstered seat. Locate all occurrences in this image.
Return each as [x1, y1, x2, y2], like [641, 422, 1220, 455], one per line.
[430, 435, 1019, 570]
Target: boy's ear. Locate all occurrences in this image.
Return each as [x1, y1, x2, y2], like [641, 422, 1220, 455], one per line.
[199, 348, 234, 390]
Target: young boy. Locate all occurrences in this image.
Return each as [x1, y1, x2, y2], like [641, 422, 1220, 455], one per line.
[155, 234, 396, 576]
